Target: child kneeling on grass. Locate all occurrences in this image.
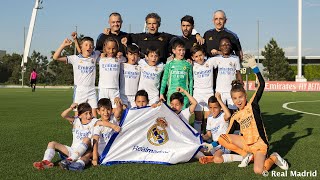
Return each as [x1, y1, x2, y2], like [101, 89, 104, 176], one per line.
[199, 92, 244, 164]
[33, 103, 98, 171]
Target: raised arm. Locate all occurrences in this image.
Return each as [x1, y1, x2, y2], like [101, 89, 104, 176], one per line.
[215, 92, 231, 121]
[244, 53, 265, 104]
[53, 38, 73, 62]
[113, 97, 123, 121]
[60, 103, 77, 123]
[71, 32, 81, 54]
[176, 87, 197, 114]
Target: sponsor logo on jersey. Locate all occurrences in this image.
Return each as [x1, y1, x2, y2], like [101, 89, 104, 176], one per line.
[147, 117, 169, 146]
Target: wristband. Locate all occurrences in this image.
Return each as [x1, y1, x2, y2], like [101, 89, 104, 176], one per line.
[252, 66, 260, 74]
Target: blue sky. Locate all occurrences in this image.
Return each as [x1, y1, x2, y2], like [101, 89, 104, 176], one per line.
[1, 0, 319, 59]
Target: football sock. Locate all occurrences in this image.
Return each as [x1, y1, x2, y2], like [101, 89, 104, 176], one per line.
[69, 142, 88, 161]
[264, 155, 276, 171]
[76, 159, 85, 167]
[43, 148, 55, 161]
[218, 134, 247, 156]
[222, 154, 243, 163]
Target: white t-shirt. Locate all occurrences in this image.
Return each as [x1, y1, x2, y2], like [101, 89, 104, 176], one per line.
[178, 107, 191, 124]
[206, 112, 229, 141]
[93, 116, 119, 155]
[209, 55, 240, 93]
[67, 51, 100, 87]
[138, 62, 164, 99]
[193, 59, 215, 92]
[120, 63, 141, 96]
[98, 57, 120, 89]
[71, 117, 99, 149]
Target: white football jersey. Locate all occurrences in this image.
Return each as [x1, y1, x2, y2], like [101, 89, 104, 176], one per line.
[206, 112, 229, 141]
[67, 51, 100, 87]
[71, 117, 99, 149]
[120, 63, 141, 96]
[193, 59, 215, 91]
[98, 57, 120, 89]
[93, 116, 119, 155]
[209, 55, 240, 93]
[178, 107, 191, 124]
[138, 62, 164, 99]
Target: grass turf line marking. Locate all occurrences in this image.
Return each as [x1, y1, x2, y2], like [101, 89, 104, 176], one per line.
[282, 100, 320, 117]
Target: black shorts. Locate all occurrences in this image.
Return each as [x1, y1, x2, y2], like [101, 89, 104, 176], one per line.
[30, 79, 36, 85]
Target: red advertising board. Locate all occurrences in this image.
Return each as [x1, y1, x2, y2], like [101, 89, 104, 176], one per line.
[244, 81, 320, 91]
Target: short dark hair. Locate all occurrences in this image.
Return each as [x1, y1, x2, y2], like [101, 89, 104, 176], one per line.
[98, 98, 113, 109]
[190, 45, 204, 56]
[126, 44, 140, 54]
[109, 12, 123, 22]
[77, 103, 92, 116]
[181, 15, 194, 26]
[171, 38, 185, 49]
[145, 13, 161, 26]
[135, 90, 149, 102]
[146, 46, 160, 56]
[80, 36, 94, 46]
[208, 95, 219, 105]
[170, 92, 184, 104]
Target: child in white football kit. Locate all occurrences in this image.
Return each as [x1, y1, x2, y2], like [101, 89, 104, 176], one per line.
[33, 103, 98, 171]
[138, 46, 164, 105]
[92, 98, 122, 166]
[120, 44, 141, 109]
[98, 37, 121, 106]
[190, 45, 215, 133]
[208, 37, 243, 111]
[53, 36, 99, 117]
[199, 93, 243, 164]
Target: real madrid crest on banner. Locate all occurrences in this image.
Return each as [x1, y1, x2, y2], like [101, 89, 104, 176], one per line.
[147, 117, 168, 146]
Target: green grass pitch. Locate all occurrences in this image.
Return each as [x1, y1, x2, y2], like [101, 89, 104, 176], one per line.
[0, 88, 319, 179]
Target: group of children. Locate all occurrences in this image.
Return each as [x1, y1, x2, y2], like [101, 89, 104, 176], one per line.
[33, 33, 289, 175]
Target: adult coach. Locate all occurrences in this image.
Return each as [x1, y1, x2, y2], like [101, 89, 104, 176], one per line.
[128, 13, 203, 64]
[96, 12, 130, 57]
[179, 15, 203, 60]
[204, 10, 243, 60]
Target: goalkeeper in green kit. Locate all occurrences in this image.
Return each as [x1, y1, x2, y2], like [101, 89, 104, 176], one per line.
[160, 39, 193, 109]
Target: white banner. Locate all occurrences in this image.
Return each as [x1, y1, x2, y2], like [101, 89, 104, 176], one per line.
[100, 104, 202, 165]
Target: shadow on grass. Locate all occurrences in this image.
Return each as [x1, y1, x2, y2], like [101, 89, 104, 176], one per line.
[262, 112, 304, 142]
[269, 128, 313, 157]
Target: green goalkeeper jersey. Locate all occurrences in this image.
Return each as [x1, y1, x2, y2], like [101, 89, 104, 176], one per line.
[160, 59, 193, 96]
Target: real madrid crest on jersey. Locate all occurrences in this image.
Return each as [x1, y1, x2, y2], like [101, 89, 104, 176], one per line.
[183, 66, 186, 70]
[205, 63, 209, 68]
[147, 117, 169, 146]
[229, 62, 234, 67]
[90, 58, 94, 64]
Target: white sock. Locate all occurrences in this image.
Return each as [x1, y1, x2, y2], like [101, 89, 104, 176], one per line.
[69, 142, 88, 161]
[194, 120, 202, 133]
[194, 151, 205, 159]
[222, 154, 243, 163]
[43, 148, 55, 161]
[76, 159, 86, 166]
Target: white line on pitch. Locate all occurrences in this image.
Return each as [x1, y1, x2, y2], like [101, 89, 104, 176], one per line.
[282, 100, 320, 116]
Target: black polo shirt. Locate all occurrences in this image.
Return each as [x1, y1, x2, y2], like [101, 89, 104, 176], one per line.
[129, 32, 175, 64]
[180, 35, 200, 60]
[203, 28, 242, 57]
[96, 31, 130, 55]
